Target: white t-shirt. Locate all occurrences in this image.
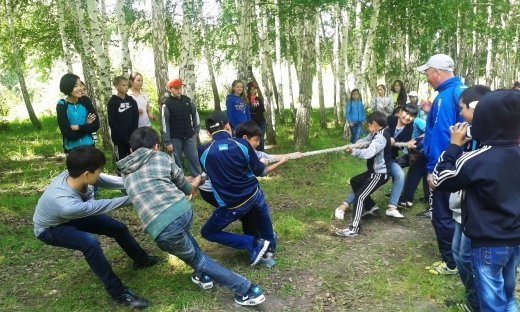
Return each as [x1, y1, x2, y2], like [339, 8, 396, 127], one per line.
[130, 91, 151, 127]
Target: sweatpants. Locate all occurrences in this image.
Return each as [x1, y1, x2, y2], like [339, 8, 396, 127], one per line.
[350, 171, 389, 232]
[429, 188, 456, 269]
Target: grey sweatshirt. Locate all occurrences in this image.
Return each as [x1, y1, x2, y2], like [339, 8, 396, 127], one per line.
[33, 171, 131, 236]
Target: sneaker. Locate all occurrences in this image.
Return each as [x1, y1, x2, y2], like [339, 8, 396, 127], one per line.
[385, 208, 404, 218]
[428, 262, 458, 275]
[249, 239, 270, 266]
[335, 227, 359, 237]
[259, 252, 276, 268]
[112, 289, 149, 309]
[334, 203, 348, 220]
[191, 272, 214, 290]
[361, 205, 380, 217]
[133, 255, 162, 270]
[416, 210, 432, 219]
[455, 302, 474, 312]
[234, 284, 266, 306]
[424, 260, 444, 270]
[398, 201, 413, 208]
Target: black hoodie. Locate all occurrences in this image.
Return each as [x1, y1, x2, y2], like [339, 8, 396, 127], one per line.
[433, 90, 520, 247]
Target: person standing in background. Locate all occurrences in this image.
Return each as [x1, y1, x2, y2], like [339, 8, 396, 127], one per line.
[129, 72, 155, 128]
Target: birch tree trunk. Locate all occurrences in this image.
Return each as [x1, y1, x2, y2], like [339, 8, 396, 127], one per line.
[5, 0, 41, 130]
[56, 0, 73, 73]
[484, 2, 493, 86]
[71, 0, 98, 104]
[179, 0, 196, 99]
[358, 0, 380, 101]
[84, 0, 113, 149]
[316, 12, 326, 129]
[256, 0, 276, 145]
[330, 5, 340, 127]
[287, 62, 296, 122]
[200, 14, 220, 111]
[274, 0, 285, 123]
[294, 9, 317, 148]
[338, 6, 349, 127]
[151, 0, 169, 113]
[238, 0, 254, 81]
[116, 0, 132, 75]
[99, 0, 110, 67]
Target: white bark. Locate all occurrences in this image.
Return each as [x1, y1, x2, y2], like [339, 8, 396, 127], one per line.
[116, 0, 132, 75]
[238, 0, 253, 81]
[56, 0, 73, 73]
[359, 0, 380, 100]
[316, 11, 326, 128]
[484, 2, 493, 86]
[151, 0, 169, 112]
[99, 0, 111, 68]
[338, 5, 349, 126]
[179, 0, 196, 99]
[274, 0, 284, 123]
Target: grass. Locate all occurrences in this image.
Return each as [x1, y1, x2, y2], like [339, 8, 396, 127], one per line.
[1, 111, 513, 311]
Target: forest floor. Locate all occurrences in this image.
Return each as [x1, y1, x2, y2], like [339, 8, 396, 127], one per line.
[1, 113, 518, 312]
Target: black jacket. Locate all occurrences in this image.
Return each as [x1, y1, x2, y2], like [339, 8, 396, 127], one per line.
[433, 90, 520, 247]
[107, 95, 139, 145]
[161, 95, 200, 144]
[387, 116, 413, 160]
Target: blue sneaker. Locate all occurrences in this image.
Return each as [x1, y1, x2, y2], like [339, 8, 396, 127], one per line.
[249, 239, 270, 266]
[234, 284, 266, 306]
[191, 272, 214, 290]
[259, 252, 276, 268]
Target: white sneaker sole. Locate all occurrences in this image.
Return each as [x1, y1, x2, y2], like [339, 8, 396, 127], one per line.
[250, 241, 270, 266]
[235, 294, 266, 306]
[191, 276, 214, 290]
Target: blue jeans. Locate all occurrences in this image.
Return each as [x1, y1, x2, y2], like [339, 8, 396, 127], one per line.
[155, 210, 251, 296]
[37, 215, 150, 297]
[471, 246, 520, 312]
[388, 161, 405, 207]
[172, 134, 202, 177]
[350, 122, 363, 144]
[452, 222, 479, 310]
[201, 189, 275, 252]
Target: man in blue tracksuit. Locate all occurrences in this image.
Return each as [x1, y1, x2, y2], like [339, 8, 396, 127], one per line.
[199, 111, 275, 266]
[417, 54, 467, 274]
[434, 90, 520, 311]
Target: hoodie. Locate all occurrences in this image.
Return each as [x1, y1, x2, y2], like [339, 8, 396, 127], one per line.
[225, 94, 251, 130]
[117, 148, 192, 239]
[433, 90, 520, 247]
[423, 76, 466, 173]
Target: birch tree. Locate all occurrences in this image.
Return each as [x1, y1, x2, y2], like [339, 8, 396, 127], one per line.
[274, 0, 285, 123]
[84, 0, 113, 149]
[151, 0, 169, 112]
[237, 0, 254, 82]
[116, 0, 132, 75]
[179, 0, 197, 99]
[5, 0, 41, 130]
[316, 11, 326, 129]
[256, 0, 276, 144]
[56, 0, 73, 73]
[294, 8, 317, 148]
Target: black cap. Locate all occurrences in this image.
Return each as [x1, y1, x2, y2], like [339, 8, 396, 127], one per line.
[206, 111, 229, 131]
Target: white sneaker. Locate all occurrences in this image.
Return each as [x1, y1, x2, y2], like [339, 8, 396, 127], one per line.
[361, 205, 380, 217]
[385, 208, 404, 218]
[334, 203, 348, 220]
[335, 227, 359, 237]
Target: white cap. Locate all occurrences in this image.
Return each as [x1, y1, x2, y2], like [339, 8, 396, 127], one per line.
[416, 54, 455, 73]
[408, 91, 418, 97]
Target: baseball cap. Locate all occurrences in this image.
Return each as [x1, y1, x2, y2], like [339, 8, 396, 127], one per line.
[416, 54, 455, 73]
[206, 111, 228, 131]
[408, 91, 418, 97]
[167, 78, 184, 89]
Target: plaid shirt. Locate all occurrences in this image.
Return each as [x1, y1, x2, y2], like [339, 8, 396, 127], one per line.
[117, 148, 192, 231]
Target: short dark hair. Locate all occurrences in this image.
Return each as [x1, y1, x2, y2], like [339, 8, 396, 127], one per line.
[129, 127, 160, 150]
[235, 121, 262, 139]
[113, 76, 128, 86]
[460, 85, 491, 108]
[367, 111, 387, 128]
[402, 103, 419, 117]
[59, 73, 80, 96]
[66, 146, 106, 178]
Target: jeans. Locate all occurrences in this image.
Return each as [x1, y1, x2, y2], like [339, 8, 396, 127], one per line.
[388, 161, 405, 207]
[430, 188, 456, 269]
[201, 188, 275, 252]
[155, 210, 251, 296]
[471, 246, 520, 312]
[37, 215, 150, 297]
[172, 134, 202, 177]
[452, 222, 479, 310]
[350, 122, 363, 144]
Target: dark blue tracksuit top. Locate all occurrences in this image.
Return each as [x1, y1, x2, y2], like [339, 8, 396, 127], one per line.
[200, 130, 266, 208]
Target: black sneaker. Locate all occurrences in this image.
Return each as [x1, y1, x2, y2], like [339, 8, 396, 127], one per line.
[398, 201, 413, 208]
[191, 272, 214, 290]
[133, 255, 162, 270]
[249, 239, 270, 266]
[234, 284, 266, 306]
[112, 289, 149, 309]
